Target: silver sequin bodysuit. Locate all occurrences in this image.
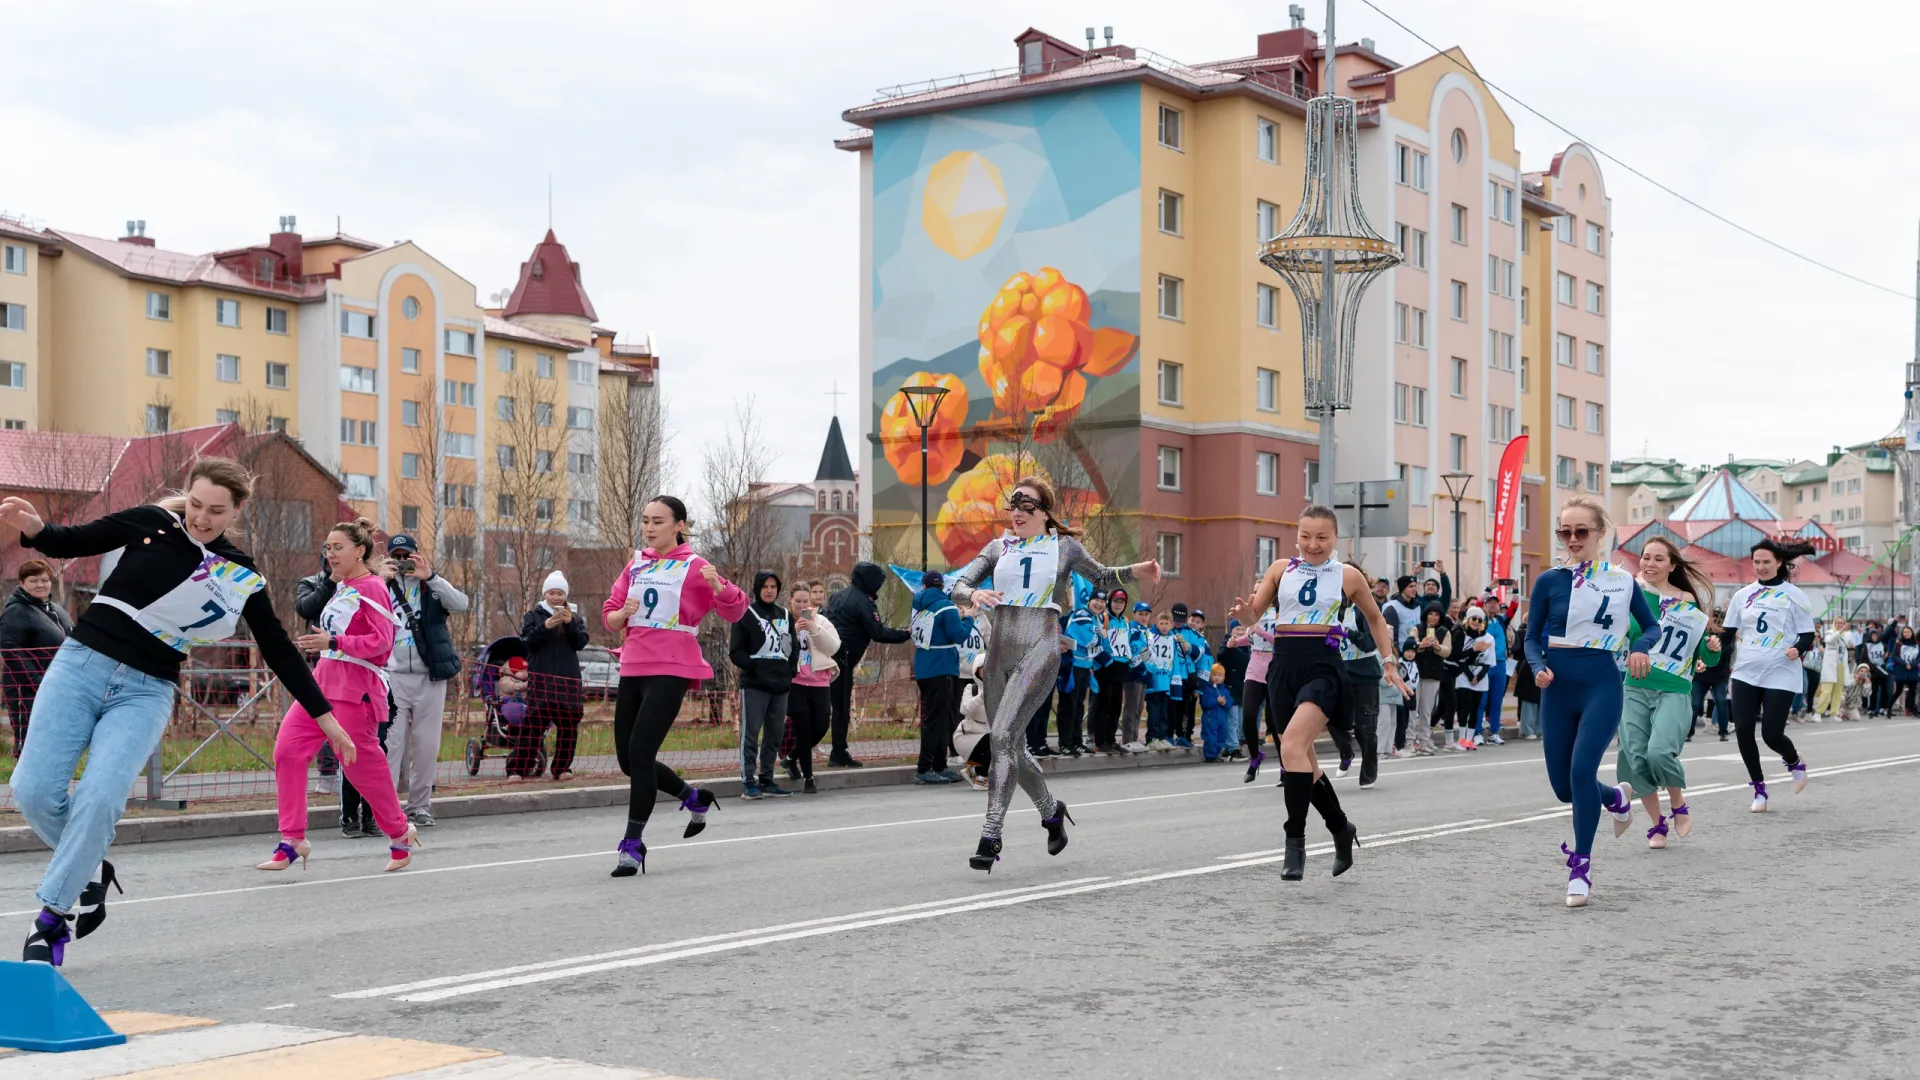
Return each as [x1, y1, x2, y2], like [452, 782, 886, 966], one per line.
[952, 533, 1132, 839]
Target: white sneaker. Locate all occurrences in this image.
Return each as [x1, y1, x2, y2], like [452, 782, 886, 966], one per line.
[1472, 732, 1485, 747]
[1488, 733, 1505, 745]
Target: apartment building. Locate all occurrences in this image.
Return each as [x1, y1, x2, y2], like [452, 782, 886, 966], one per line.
[840, 22, 1611, 604]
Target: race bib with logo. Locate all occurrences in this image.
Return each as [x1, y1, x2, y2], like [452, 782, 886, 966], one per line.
[991, 534, 1060, 610]
[627, 553, 696, 633]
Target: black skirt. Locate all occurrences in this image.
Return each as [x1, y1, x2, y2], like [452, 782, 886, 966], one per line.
[1266, 635, 1349, 729]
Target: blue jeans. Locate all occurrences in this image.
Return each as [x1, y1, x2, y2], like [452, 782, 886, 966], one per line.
[1479, 664, 1508, 735]
[12, 641, 177, 912]
[1518, 699, 1541, 738]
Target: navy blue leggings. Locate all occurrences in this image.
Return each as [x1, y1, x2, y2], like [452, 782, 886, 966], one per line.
[1539, 649, 1622, 856]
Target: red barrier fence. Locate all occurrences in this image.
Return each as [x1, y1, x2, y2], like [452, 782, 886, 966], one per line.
[0, 646, 929, 811]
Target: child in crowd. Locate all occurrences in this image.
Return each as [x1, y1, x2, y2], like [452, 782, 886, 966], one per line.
[1144, 610, 1178, 750]
[954, 657, 991, 789]
[497, 656, 531, 748]
[1198, 664, 1235, 761]
[1842, 662, 1872, 722]
[1121, 601, 1154, 750]
[1392, 641, 1420, 755]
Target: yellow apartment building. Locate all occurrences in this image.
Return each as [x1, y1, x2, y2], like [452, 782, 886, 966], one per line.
[0, 218, 55, 432]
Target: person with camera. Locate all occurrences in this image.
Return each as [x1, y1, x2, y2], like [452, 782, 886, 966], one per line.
[380, 534, 468, 826]
[516, 570, 589, 781]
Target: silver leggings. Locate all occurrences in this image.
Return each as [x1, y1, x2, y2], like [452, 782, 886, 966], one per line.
[979, 606, 1060, 838]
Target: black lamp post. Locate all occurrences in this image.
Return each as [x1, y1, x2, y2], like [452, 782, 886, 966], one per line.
[1440, 470, 1473, 593]
[898, 384, 951, 571]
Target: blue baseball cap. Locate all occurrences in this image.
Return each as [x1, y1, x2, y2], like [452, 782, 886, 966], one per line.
[1133, 601, 1152, 613]
[387, 533, 419, 554]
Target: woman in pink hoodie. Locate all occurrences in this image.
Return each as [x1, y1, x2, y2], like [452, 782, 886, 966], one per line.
[603, 495, 749, 877]
[259, 519, 417, 874]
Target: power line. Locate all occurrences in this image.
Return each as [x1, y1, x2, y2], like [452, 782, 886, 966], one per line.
[1355, 0, 1917, 302]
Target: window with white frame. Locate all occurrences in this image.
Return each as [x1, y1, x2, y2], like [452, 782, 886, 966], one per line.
[1157, 532, 1183, 576]
[1256, 367, 1278, 412]
[1157, 274, 1183, 320]
[1586, 401, 1604, 434]
[1520, 286, 1530, 325]
[1257, 283, 1279, 329]
[497, 444, 517, 470]
[1394, 304, 1428, 347]
[266, 307, 288, 334]
[401, 347, 420, 373]
[1157, 360, 1183, 406]
[496, 395, 515, 421]
[401, 400, 420, 427]
[265, 415, 287, 434]
[1488, 180, 1501, 218]
[214, 408, 238, 425]
[1393, 383, 1429, 427]
[1450, 280, 1467, 320]
[340, 418, 377, 446]
[0, 363, 23, 389]
[214, 353, 240, 383]
[1555, 215, 1575, 244]
[215, 298, 240, 327]
[1450, 204, 1468, 243]
[1257, 118, 1278, 163]
[1491, 331, 1515, 370]
[1451, 357, 1468, 397]
[1449, 433, 1467, 471]
[1586, 221, 1605, 255]
[1556, 455, 1576, 488]
[1500, 260, 1515, 297]
[1257, 200, 1279, 242]
[572, 498, 596, 526]
[1586, 342, 1605, 374]
[496, 346, 516, 372]
[567, 406, 594, 429]
[145, 404, 170, 433]
[344, 473, 375, 500]
[1255, 451, 1278, 496]
[1520, 357, 1529, 392]
[1517, 493, 1529, 531]
[1586, 282, 1605, 314]
[1487, 254, 1500, 294]
[1554, 394, 1575, 427]
[444, 380, 476, 407]
[1157, 104, 1183, 150]
[1396, 144, 1428, 189]
[1554, 333, 1576, 367]
[535, 402, 553, 427]
[534, 450, 553, 474]
[1256, 536, 1278, 568]
[1450, 128, 1467, 162]
[1395, 540, 1430, 580]
[442, 483, 476, 511]
[536, 353, 555, 378]
[1304, 459, 1320, 498]
[145, 348, 170, 377]
[339, 365, 375, 393]
[1403, 463, 1431, 505]
[1503, 186, 1515, 223]
[146, 292, 170, 320]
[1158, 189, 1183, 235]
[444, 329, 476, 356]
[1586, 462, 1604, 492]
[570, 358, 596, 384]
[446, 432, 476, 458]
[1849, 477, 1862, 493]
[0, 304, 23, 332]
[2, 245, 24, 274]
[1157, 446, 1182, 490]
[341, 310, 375, 338]
[266, 362, 288, 389]
[1555, 272, 1575, 305]
[400, 453, 420, 479]
[1396, 224, 1427, 269]
[1487, 404, 1515, 442]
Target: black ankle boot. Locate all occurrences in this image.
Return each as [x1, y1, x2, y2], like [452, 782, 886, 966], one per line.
[1041, 801, 1075, 856]
[1332, 821, 1360, 877]
[969, 835, 1002, 872]
[73, 860, 121, 939]
[1281, 836, 1306, 881]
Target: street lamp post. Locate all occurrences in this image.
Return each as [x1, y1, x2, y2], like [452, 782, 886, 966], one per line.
[897, 384, 951, 571]
[1441, 471, 1473, 593]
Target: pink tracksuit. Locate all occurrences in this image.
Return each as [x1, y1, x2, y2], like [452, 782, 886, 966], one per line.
[602, 543, 748, 680]
[272, 574, 406, 842]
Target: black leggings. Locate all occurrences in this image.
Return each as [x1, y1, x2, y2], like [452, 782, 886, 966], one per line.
[1893, 680, 1920, 716]
[1729, 679, 1802, 784]
[1242, 679, 1266, 751]
[784, 684, 831, 777]
[1453, 688, 1483, 736]
[614, 675, 692, 827]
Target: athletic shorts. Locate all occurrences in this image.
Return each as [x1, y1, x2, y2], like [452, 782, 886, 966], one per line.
[1266, 636, 1348, 729]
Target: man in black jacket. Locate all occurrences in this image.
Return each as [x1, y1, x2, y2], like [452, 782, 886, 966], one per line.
[823, 561, 909, 767]
[729, 570, 798, 797]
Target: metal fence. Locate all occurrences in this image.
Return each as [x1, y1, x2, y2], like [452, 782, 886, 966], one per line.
[0, 645, 929, 811]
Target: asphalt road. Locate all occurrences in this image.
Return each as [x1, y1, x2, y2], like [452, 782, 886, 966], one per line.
[5, 720, 1917, 1080]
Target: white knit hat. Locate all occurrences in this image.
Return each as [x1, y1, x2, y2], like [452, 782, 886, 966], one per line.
[542, 570, 569, 595]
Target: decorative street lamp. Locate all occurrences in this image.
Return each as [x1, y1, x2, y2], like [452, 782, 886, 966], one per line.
[897, 383, 951, 571]
[1441, 471, 1473, 591]
[1259, 0, 1402, 506]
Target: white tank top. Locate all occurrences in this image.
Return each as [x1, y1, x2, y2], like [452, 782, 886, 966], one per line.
[1249, 611, 1276, 653]
[1272, 557, 1345, 626]
[1549, 562, 1638, 652]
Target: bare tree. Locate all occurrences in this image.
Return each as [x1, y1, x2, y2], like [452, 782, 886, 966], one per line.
[223, 396, 325, 628]
[597, 372, 669, 551]
[396, 387, 480, 649]
[118, 385, 197, 506]
[2, 432, 122, 607]
[692, 399, 782, 685]
[483, 366, 570, 635]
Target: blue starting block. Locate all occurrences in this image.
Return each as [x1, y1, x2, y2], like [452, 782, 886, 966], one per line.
[0, 960, 128, 1052]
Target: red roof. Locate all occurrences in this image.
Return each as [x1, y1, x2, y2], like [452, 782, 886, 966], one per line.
[503, 230, 597, 323]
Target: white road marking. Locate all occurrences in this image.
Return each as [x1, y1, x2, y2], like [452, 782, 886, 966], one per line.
[364, 750, 1920, 1003]
[1216, 819, 1489, 859]
[261, 1003, 299, 1011]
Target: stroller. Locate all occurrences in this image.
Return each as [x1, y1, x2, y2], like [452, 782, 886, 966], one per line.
[463, 636, 546, 777]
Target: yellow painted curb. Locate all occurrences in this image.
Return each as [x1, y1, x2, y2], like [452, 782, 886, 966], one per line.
[103, 1034, 499, 1079]
[100, 1013, 222, 1037]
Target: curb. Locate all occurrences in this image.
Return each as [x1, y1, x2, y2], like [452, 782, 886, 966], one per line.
[0, 746, 1219, 855]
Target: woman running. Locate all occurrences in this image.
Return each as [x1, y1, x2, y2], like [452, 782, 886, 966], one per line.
[4, 459, 335, 965]
[258, 519, 416, 873]
[1616, 536, 1719, 849]
[1227, 505, 1407, 881]
[1725, 538, 1817, 812]
[949, 477, 1157, 872]
[1523, 496, 1659, 908]
[603, 496, 749, 876]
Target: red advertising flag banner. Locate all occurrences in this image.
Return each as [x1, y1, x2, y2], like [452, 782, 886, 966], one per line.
[1490, 435, 1529, 605]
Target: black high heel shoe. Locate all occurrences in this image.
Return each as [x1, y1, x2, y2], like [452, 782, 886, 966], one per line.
[1331, 822, 1360, 877]
[968, 835, 1002, 872]
[1280, 836, 1306, 881]
[1042, 802, 1075, 856]
[680, 787, 720, 839]
[73, 860, 121, 939]
[22, 907, 72, 966]
[611, 837, 647, 878]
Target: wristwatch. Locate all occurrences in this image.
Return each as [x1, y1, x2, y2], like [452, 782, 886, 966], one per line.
[328, 633, 339, 652]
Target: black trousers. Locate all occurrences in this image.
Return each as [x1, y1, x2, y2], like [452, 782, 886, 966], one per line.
[1893, 679, 1920, 715]
[828, 664, 856, 759]
[1241, 679, 1266, 750]
[613, 675, 692, 827]
[1056, 674, 1089, 751]
[1026, 693, 1052, 752]
[1393, 700, 1411, 749]
[1348, 676, 1380, 780]
[1090, 663, 1127, 748]
[1453, 688, 1483, 738]
[340, 719, 393, 827]
[784, 684, 831, 777]
[915, 675, 957, 774]
[1729, 679, 1802, 784]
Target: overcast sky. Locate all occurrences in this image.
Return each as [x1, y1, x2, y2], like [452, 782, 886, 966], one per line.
[6, 0, 1915, 483]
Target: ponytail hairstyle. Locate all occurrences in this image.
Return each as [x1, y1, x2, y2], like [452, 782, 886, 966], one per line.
[1560, 494, 1611, 533]
[646, 495, 692, 546]
[1640, 536, 1715, 611]
[1012, 476, 1082, 538]
[1751, 536, 1818, 578]
[156, 456, 256, 523]
[1300, 503, 1340, 535]
[329, 517, 388, 576]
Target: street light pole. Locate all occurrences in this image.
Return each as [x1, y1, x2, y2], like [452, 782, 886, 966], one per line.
[897, 384, 951, 572]
[1441, 470, 1473, 593]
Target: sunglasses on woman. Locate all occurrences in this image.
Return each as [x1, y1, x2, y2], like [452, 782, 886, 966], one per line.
[1005, 493, 1044, 513]
[1553, 526, 1595, 543]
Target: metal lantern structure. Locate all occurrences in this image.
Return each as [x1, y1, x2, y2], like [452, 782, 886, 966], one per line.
[897, 383, 951, 570]
[1259, 0, 1401, 504]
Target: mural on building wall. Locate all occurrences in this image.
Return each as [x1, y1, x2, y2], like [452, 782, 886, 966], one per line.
[870, 85, 1144, 572]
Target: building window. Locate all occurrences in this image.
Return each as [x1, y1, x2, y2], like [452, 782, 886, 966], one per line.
[1157, 532, 1183, 577]
[567, 406, 594, 429]
[1503, 186, 1516, 223]
[1554, 333, 1576, 367]
[1520, 286, 1530, 325]
[1449, 433, 1467, 472]
[1586, 462, 1604, 492]
[1518, 494, 1530, 531]
[1586, 342, 1605, 374]
[1521, 225, 1532, 255]
[570, 358, 596, 384]
[401, 347, 420, 373]
[568, 451, 596, 475]
[1156, 360, 1183, 406]
[401, 296, 421, 320]
[444, 380, 476, 407]
[344, 473, 375, 500]
[1256, 367, 1278, 412]
[1557, 456, 1576, 489]
[1403, 464, 1430, 505]
[1256, 118, 1278, 163]
[497, 444, 517, 470]
[1395, 144, 1429, 191]
[400, 453, 420, 479]
[446, 432, 476, 458]
[0, 362, 23, 389]
[146, 292, 170, 320]
[1812, 487, 1821, 503]
[1451, 204, 1468, 244]
[0, 303, 20, 332]
[1393, 304, 1428, 347]
[496, 396, 515, 421]
[142, 404, 170, 433]
[1556, 215, 1575, 244]
[1019, 39, 1044, 74]
[1488, 331, 1515, 371]
[214, 353, 240, 383]
[1396, 224, 1428, 270]
[1393, 383, 1428, 427]
[215, 298, 240, 327]
[1555, 394, 1575, 428]
[1450, 280, 1467, 320]
[536, 353, 555, 379]
[1256, 535, 1278, 568]
[1256, 283, 1279, 329]
[1520, 357, 1529, 392]
[444, 329, 476, 356]
[1255, 451, 1279, 496]
[400, 505, 420, 531]
[1257, 200, 1280, 242]
[444, 534, 475, 561]
[1586, 402, 1604, 434]
[146, 348, 171, 377]
[534, 450, 553, 474]
[270, 418, 292, 435]
[265, 307, 288, 334]
[342, 310, 375, 338]
[1304, 459, 1320, 498]
[340, 419, 377, 446]
[535, 402, 554, 427]
[1450, 128, 1467, 162]
[1487, 254, 1500, 294]
[2, 245, 24, 274]
[214, 409, 238, 425]
[1157, 190, 1183, 236]
[496, 347, 516, 372]
[1849, 477, 1862, 493]
[266, 362, 289, 389]
[1451, 357, 1467, 397]
[1500, 260, 1516, 297]
[442, 483, 476, 511]
[1586, 282, 1605, 315]
[1555, 272, 1575, 305]
[1487, 404, 1515, 443]
[496, 494, 518, 521]
[1157, 446, 1182, 491]
[1157, 275, 1183, 320]
[340, 365, 375, 393]
[1586, 221, 1605, 255]
[402, 400, 420, 427]
[572, 498, 596, 525]
[1157, 104, 1183, 150]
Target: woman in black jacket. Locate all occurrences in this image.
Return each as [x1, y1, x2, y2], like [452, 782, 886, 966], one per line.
[515, 570, 589, 780]
[1, 559, 72, 756]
